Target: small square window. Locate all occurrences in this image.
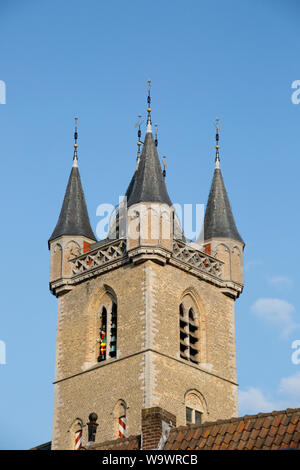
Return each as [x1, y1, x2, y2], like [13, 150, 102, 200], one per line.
[186, 407, 193, 424]
[195, 410, 202, 425]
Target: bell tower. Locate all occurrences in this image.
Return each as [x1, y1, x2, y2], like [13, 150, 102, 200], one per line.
[49, 88, 244, 450]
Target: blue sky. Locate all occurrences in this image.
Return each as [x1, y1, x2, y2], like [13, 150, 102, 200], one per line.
[0, 0, 300, 449]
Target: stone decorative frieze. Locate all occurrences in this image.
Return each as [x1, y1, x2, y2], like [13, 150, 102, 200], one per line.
[71, 239, 127, 276]
[172, 240, 223, 279]
[70, 239, 222, 280]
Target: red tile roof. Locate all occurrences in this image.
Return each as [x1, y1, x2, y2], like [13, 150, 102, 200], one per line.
[164, 408, 300, 450]
[87, 407, 300, 451]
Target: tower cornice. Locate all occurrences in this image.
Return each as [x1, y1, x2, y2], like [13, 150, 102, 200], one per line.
[49, 237, 243, 298]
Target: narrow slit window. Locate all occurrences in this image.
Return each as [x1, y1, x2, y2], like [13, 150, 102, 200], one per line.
[110, 302, 117, 358]
[98, 307, 107, 362]
[179, 303, 189, 360]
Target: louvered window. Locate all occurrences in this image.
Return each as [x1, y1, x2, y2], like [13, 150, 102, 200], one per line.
[179, 303, 199, 363]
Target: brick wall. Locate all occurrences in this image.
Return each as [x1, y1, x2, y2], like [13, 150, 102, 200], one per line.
[141, 407, 176, 450]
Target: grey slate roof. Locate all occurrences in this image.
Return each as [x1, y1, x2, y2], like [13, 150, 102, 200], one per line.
[126, 131, 172, 207]
[204, 167, 244, 244]
[49, 166, 96, 243]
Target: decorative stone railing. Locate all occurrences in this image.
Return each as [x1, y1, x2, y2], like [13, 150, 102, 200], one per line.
[70, 237, 223, 280]
[71, 239, 127, 276]
[172, 240, 223, 278]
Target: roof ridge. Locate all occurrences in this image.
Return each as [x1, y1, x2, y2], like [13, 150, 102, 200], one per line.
[88, 434, 140, 449]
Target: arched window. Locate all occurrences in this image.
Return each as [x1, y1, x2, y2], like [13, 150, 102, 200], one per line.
[185, 391, 206, 425]
[179, 296, 200, 364]
[113, 400, 127, 439]
[97, 294, 118, 362]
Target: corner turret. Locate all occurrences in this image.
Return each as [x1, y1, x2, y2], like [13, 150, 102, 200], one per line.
[49, 118, 96, 295]
[203, 120, 244, 291]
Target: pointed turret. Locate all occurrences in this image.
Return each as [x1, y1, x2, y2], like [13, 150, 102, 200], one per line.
[126, 131, 172, 207]
[125, 81, 174, 254]
[49, 164, 96, 242]
[204, 119, 243, 243]
[203, 120, 244, 287]
[204, 168, 243, 243]
[49, 119, 96, 294]
[49, 118, 96, 243]
[126, 81, 172, 207]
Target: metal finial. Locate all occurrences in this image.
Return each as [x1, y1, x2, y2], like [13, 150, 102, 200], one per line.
[162, 155, 167, 178]
[146, 79, 152, 132]
[136, 114, 143, 168]
[215, 117, 220, 169]
[155, 123, 158, 147]
[73, 116, 78, 167]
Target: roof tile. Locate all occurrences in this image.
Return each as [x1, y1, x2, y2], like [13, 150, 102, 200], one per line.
[192, 427, 203, 441]
[287, 423, 296, 434]
[259, 427, 268, 439]
[264, 436, 274, 449]
[237, 439, 245, 451]
[291, 415, 300, 425]
[269, 425, 278, 437]
[220, 442, 229, 450]
[278, 423, 287, 436]
[186, 430, 195, 442]
[240, 430, 250, 442]
[282, 433, 292, 445]
[292, 431, 300, 442]
[290, 440, 300, 449]
[206, 435, 214, 448]
[211, 424, 220, 437]
[273, 415, 282, 427]
[244, 420, 254, 432]
[237, 421, 245, 433]
[246, 438, 255, 450]
[223, 433, 232, 444]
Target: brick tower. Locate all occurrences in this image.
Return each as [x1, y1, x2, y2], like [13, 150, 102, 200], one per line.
[49, 90, 244, 450]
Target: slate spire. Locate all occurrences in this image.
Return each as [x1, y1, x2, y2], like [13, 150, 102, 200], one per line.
[126, 81, 172, 207]
[49, 118, 96, 243]
[203, 120, 243, 244]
